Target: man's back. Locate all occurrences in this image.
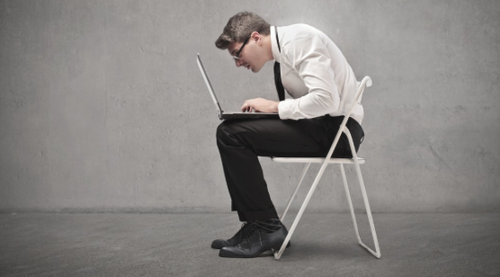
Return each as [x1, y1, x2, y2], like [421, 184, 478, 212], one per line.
[273, 24, 363, 123]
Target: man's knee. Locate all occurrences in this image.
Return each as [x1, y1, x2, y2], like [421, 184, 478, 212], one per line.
[216, 120, 251, 147]
[216, 121, 239, 146]
[216, 121, 231, 140]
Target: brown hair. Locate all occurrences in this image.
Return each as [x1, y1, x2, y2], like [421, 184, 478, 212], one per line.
[215, 11, 271, 50]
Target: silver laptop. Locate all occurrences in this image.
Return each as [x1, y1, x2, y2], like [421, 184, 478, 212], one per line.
[197, 53, 280, 120]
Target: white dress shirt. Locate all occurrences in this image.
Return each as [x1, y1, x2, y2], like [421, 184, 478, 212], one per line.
[272, 24, 364, 124]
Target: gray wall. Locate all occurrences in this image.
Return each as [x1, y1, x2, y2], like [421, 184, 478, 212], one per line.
[1, 0, 499, 213]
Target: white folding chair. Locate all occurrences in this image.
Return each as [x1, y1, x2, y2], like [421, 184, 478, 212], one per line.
[272, 76, 381, 260]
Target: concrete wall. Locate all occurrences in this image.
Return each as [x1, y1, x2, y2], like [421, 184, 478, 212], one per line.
[1, 0, 499, 213]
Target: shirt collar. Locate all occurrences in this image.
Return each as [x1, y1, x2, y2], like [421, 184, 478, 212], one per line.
[271, 26, 282, 63]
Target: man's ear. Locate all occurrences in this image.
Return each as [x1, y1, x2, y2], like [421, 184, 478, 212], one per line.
[251, 31, 262, 45]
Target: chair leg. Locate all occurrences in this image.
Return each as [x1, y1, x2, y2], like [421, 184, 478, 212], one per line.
[344, 129, 381, 258]
[352, 158, 381, 258]
[274, 162, 330, 260]
[280, 163, 311, 221]
[340, 164, 363, 244]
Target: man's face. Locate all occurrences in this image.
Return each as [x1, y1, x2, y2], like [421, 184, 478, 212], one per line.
[228, 34, 265, 73]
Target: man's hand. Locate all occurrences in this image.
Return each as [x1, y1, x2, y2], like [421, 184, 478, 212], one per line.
[241, 98, 279, 113]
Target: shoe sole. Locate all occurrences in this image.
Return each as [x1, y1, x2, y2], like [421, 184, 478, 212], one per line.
[218, 241, 291, 258]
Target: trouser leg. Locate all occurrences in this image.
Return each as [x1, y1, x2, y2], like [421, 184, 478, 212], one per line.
[216, 116, 363, 222]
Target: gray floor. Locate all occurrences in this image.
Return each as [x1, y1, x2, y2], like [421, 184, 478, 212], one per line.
[0, 213, 499, 277]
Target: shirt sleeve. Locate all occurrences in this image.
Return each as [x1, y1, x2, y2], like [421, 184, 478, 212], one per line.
[278, 41, 340, 120]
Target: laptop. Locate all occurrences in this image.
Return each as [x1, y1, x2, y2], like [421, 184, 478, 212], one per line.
[197, 53, 280, 120]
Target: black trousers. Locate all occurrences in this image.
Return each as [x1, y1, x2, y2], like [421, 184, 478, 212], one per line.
[216, 115, 364, 222]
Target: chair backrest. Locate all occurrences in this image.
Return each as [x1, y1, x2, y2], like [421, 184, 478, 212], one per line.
[325, 76, 372, 160]
[355, 76, 372, 105]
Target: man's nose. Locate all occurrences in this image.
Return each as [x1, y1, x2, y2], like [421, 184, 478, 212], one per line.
[235, 59, 243, 67]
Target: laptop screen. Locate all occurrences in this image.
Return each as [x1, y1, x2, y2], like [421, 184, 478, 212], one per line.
[197, 54, 223, 114]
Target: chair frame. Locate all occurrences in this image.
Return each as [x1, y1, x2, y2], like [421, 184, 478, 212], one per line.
[271, 76, 381, 260]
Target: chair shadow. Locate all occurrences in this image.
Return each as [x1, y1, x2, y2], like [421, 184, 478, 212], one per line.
[278, 240, 374, 261]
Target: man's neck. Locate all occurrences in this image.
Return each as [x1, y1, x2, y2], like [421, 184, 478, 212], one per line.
[260, 35, 274, 62]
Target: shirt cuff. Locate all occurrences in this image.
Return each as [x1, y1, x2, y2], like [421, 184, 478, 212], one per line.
[278, 99, 296, 120]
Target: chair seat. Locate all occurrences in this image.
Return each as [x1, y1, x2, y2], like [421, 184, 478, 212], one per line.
[271, 157, 365, 164]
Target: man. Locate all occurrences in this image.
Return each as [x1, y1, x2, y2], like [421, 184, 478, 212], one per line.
[212, 11, 364, 258]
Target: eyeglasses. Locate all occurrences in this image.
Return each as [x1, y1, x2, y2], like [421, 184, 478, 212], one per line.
[232, 35, 251, 60]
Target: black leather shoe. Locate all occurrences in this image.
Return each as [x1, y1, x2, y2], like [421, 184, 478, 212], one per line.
[211, 223, 253, 249]
[219, 223, 290, 258]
